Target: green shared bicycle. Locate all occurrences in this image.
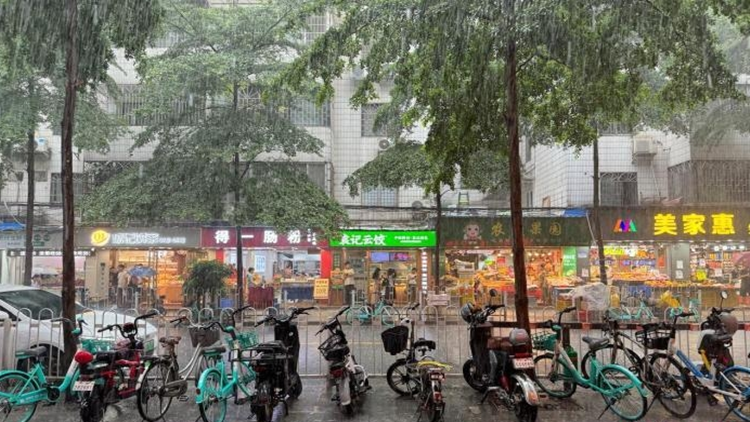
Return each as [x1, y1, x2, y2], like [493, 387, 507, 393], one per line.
[0, 317, 112, 422]
[533, 306, 648, 421]
[346, 298, 398, 327]
[196, 320, 258, 422]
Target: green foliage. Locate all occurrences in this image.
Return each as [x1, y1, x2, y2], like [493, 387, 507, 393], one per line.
[82, 0, 348, 233]
[183, 260, 231, 301]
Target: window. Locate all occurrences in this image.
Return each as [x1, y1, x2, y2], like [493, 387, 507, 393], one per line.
[50, 173, 87, 203]
[150, 32, 180, 49]
[601, 172, 638, 206]
[252, 162, 328, 193]
[668, 160, 750, 204]
[286, 99, 330, 127]
[599, 122, 631, 136]
[302, 15, 327, 45]
[524, 140, 532, 162]
[34, 171, 48, 182]
[362, 187, 398, 207]
[361, 104, 393, 137]
[110, 84, 203, 126]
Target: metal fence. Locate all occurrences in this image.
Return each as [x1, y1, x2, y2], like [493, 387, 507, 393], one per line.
[3, 304, 750, 380]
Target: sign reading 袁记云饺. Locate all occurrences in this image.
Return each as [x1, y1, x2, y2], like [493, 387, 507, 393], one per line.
[329, 230, 436, 248]
[600, 207, 750, 241]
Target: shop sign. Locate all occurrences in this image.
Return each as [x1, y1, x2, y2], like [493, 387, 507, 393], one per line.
[600, 207, 750, 241]
[201, 227, 324, 248]
[78, 227, 201, 248]
[9, 250, 93, 257]
[562, 247, 577, 277]
[329, 230, 436, 248]
[441, 217, 591, 247]
[313, 278, 329, 299]
[0, 231, 61, 249]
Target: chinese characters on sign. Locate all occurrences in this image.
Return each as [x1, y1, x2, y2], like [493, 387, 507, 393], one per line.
[331, 231, 436, 248]
[654, 212, 736, 237]
[214, 230, 230, 245]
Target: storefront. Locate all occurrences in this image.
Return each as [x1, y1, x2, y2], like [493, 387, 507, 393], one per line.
[77, 227, 203, 308]
[329, 230, 436, 305]
[440, 215, 592, 306]
[0, 230, 85, 288]
[201, 227, 330, 307]
[598, 207, 750, 308]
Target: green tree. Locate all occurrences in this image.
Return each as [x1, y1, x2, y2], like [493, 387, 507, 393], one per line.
[184, 260, 232, 309]
[81, 0, 348, 305]
[282, 0, 743, 331]
[343, 140, 507, 288]
[0, 0, 163, 365]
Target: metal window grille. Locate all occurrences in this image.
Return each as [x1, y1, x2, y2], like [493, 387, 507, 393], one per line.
[362, 187, 398, 207]
[599, 122, 631, 136]
[668, 160, 750, 204]
[361, 104, 387, 137]
[110, 84, 204, 126]
[50, 173, 87, 203]
[34, 171, 48, 183]
[302, 15, 327, 45]
[600, 172, 638, 206]
[288, 99, 330, 127]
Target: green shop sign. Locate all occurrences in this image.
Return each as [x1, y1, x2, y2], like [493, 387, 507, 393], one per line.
[330, 230, 436, 248]
[440, 217, 592, 247]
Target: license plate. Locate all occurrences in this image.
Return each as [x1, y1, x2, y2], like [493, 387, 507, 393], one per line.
[430, 373, 445, 380]
[512, 358, 535, 370]
[73, 381, 95, 392]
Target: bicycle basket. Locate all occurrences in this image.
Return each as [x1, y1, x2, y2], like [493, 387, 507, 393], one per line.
[635, 327, 671, 350]
[224, 331, 259, 349]
[531, 331, 556, 351]
[381, 325, 409, 355]
[81, 338, 115, 353]
[189, 326, 221, 348]
[319, 334, 349, 361]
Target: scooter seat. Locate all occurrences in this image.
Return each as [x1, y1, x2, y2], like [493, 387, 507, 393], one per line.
[413, 339, 436, 350]
[582, 336, 609, 351]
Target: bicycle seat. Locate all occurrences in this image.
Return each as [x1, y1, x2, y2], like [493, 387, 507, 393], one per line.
[15, 346, 47, 359]
[582, 336, 610, 351]
[413, 339, 436, 350]
[159, 336, 182, 346]
[202, 345, 226, 355]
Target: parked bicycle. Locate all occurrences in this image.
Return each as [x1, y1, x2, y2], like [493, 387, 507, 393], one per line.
[533, 306, 648, 421]
[579, 310, 697, 419]
[0, 317, 104, 422]
[316, 306, 370, 415]
[195, 318, 258, 422]
[413, 359, 451, 422]
[346, 297, 398, 327]
[608, 290, 655, 322]
[666, 290, 701, 323]
[383, 303, 435, 395]
[77, 310, 159, 422]
[137, 309, 244, 422]
[462, 290, 539, 422]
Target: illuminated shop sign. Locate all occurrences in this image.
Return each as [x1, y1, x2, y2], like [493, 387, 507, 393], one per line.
[330, 230, 436, 248]
[201, 228, 323, 248]
[78, 228, 201, 248]
[613, 219, 637, 233]
[600, 208, 750, 241]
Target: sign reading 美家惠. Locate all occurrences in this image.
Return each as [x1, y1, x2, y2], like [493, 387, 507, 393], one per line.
[600, 207, 750, 241]
[329, 230, 436, 248]
[77, 227, 201, 248]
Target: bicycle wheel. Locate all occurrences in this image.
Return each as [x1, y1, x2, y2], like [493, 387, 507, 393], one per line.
[137, 360, 176, 422]
[0, 372, 39, 422]
[426, 396, 444, 422]
[597, 366, 647, 421]
[386, 359, 420, 396]
[581, 344, 641, 379]
[234, 361, 256, 398]
[198, 369, 227, 422]
[718, 366, 750, 422]
[648, 353, 696, 419]
[380, 306, 398, 327]
[532, 353, 576, 398]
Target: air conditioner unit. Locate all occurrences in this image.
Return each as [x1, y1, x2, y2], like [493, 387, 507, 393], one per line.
[632, 133, 657, 157]
[378, 139, 393, 150]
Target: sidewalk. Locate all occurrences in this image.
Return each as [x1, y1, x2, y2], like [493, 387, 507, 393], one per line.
[30, 377, 744, 422]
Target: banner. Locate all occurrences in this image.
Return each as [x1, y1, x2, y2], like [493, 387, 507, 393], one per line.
[440, 217, 591, 247]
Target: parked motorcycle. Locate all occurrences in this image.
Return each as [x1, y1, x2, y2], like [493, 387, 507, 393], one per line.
[248, 307, 311, 421]
[316, 306, 370, 415]
[461, 290, 539, 422]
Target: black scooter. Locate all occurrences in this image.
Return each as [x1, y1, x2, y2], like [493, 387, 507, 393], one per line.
[249, 307, 311, 420]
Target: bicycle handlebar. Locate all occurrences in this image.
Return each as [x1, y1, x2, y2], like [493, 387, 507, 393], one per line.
[201, 321, 237, 340]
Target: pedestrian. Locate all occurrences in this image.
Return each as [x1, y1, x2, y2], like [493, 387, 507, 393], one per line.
[343, 262, 355, 306]
[109, 266, 118, 303]
[385, 268, 397, 305]
[739, 264, 750, 305]
[372, 267, 382, 302]
[407, 268, 418, 305]
[117, 264, 129, 308]
[248, 267, 261, 286]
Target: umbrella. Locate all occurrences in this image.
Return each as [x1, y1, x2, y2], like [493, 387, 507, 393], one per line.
[129, 266, 156, 277]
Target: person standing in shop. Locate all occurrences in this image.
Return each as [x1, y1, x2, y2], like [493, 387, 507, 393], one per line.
[385, 268, 397, 304]
[117, 264, 129, 308]
[738, 264, 750, 304]
[343, 262, 355, 306]
[407, 268, 418, 304]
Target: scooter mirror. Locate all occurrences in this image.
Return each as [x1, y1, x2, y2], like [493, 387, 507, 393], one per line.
[721, 291, 728, 300]
[489, 289, 499, 297]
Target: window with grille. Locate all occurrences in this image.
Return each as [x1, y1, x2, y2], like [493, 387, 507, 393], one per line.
[361, 104, 390, 137]
[50, 173, 87, 203]
[302, 15, 327, 45]
[110, 84, 204, 126]
[287, 99, 330, 127]
[362, 187, 398, 207]
[34, 171, 48, 182]
[252, 162, 328, 193]
[599, 122, 631, 136]
[601, 172, 638, 206]
[668, 161, 750, 204]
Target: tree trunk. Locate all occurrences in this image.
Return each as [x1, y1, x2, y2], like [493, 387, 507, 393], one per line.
[232, 82, 244, 309]
[592, 137, 608, 285]
[433, 191, 442, 293]
[23, 79, 36, 286]
[61, 0, 79, 369]
[505, 0, 530, 333]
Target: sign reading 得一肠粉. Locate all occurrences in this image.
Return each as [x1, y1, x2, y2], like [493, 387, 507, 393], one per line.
[329, 230, 436, 248]
[600, 207, 750, 242]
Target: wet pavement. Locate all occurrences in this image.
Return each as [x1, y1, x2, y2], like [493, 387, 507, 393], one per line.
[30, 377, 745, 422]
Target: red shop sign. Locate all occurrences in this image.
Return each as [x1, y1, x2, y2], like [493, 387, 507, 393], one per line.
[201, 227, 326, 248]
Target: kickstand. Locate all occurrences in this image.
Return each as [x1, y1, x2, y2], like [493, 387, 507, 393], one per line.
[480, 390, 490, 405]
[597, 397, 614, 420]
[645, 394, 659, 414]
[720, 400, 745, 422]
